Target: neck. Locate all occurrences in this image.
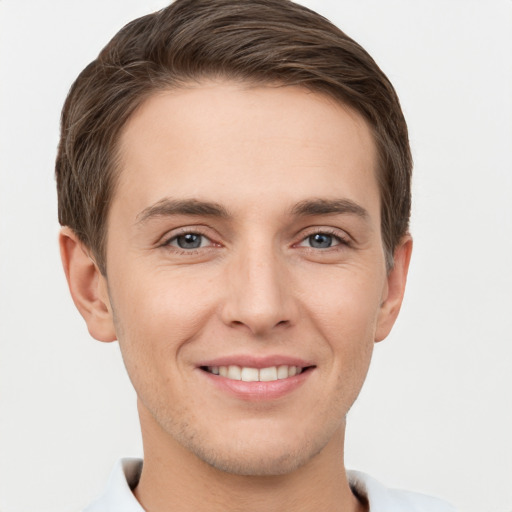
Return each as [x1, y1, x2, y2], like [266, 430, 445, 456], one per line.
[133, 403, 366, 512]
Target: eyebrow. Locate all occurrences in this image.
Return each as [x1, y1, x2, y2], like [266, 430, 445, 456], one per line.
[135, 197, 369, 225]
[136, 198, 229, 224]
[290, 198, 369, 220]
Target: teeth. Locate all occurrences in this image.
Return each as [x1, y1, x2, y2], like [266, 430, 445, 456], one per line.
[277, 365, 289, 379]
[259, 366, 277, 382]
[227, 365, 242, 380]
[241, 367, 259, 382]
[207, 365, 303, 382]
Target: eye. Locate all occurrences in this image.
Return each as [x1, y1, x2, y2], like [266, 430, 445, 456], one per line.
[166, 232, 212, 250]
[298, 232, 343, 249]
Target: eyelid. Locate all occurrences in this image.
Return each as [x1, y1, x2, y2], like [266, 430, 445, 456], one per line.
[294, 226, 351, 247]
[156, 225, 351, 251]
[167, 233, 213, 249]
[158, 225, 219, 248]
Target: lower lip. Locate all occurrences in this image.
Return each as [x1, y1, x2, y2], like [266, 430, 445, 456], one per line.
[199, 369, 312, 401]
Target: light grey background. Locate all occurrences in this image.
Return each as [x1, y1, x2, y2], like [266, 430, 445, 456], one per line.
[1, 1, 511, 511]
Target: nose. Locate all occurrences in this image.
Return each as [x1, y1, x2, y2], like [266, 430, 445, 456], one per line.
[220, 244, 298, 336]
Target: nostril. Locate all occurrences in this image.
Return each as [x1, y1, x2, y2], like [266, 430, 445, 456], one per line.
[234, 319, 290, 328]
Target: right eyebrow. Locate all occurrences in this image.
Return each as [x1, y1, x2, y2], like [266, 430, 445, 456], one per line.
[290, 198, 370, 221]
[135, 198, 230, 225]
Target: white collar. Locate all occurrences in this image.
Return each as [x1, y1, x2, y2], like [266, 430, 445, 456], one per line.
[347, 469, 456, 512]
[83, 458, 144, 512]
[84, 458, 456, 512]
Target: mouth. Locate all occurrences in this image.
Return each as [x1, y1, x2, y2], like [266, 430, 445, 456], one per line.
[198, 359, 315, 400]
[200, 364, 313, 382]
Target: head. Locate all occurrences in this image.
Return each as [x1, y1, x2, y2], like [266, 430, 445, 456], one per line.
[56, 0, 411, 276]
[57, 0, 412, 478]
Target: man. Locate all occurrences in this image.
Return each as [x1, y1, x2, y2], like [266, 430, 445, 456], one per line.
[56, 0, 455, 510]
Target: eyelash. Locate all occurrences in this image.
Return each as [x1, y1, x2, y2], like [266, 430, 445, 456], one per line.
[295, 228, 351, 250]
[160, 227, 350, 254]
[160, 228, 218, 254]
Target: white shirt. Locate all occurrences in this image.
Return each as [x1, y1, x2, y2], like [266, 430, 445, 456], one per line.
[84, 458, 456, 512]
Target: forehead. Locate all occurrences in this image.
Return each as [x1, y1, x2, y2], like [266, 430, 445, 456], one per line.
[113, 81, 379, 221]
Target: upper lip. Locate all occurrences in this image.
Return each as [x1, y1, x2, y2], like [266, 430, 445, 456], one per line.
[197, 355, 315, 369]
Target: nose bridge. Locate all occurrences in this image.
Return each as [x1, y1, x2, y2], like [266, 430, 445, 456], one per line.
[222, 235, 295, 335]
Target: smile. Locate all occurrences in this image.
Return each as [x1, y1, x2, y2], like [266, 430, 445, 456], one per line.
[202, 365, 304, 382]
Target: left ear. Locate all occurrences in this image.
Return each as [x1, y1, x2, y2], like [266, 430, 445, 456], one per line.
[59, 227, 117, 343]
[375, 235, 413, 342]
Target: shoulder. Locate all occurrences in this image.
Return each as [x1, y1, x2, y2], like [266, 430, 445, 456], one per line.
[347, 470, 457, 512]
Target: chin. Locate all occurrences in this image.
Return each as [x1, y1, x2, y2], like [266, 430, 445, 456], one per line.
[192, 440, 322, 476]
[170, 419, 336, 477]
[139, 386, 348, 477]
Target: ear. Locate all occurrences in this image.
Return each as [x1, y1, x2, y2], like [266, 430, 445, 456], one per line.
[59, 227, 117, 342]
[375, 235, 413, 343]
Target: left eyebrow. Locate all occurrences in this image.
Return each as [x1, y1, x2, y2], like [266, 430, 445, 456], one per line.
[290, 198, 370, 221]
[135, 198, 230, 225]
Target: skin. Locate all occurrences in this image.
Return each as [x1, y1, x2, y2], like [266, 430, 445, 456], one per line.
[60, 81, 412, 512]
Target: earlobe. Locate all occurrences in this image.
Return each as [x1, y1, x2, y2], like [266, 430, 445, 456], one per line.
[59, 227, 117, 342]
[375, 235, 413, 343]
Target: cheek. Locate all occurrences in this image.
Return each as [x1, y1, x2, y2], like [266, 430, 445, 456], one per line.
[301, 265, 385, 341]
[299, 266, 383, 393]
[108, 269, 217, 369]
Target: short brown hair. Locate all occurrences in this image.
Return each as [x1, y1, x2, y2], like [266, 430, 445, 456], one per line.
[56, 0, 412, 274]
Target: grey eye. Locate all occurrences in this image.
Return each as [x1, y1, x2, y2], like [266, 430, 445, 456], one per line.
[175, 233, 204, 249]
[309, 233, 336, 248]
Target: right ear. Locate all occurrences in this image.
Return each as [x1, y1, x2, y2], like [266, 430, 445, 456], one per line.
[59, 227, 117, 342]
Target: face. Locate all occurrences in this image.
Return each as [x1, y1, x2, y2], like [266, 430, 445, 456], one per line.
[101, 82, 401, 475]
